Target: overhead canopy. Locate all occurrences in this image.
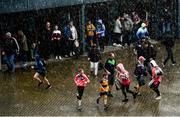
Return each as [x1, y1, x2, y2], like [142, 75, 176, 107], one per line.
[0, 0, 113, 14]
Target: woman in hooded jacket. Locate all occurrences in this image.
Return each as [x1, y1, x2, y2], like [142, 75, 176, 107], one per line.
[116, 63, 137, 102]
[149, 60, 163, 100]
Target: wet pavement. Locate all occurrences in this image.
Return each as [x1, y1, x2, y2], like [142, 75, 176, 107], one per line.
[0, 40, 180, 116]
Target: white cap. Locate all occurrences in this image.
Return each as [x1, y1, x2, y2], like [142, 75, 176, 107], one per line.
[150, 60, 158, 67]
[6, 32, 11, 37]
[141, 23, 146, 28]
[98, 19, 102, 24]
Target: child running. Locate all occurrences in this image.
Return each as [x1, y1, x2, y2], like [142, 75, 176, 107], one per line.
[116, 63, 137, 102]
[74, 68, 90, 109]
[96, 73, 109, 110]
[134, 56, 148, 95]
[33, 54, 52, 89]
[149, 60, 163, 100]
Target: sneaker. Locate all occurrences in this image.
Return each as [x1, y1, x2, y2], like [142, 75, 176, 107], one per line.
[155, 96, 161, 100]
[96, 98, 99, 104]
[38, 81, 43, 87]
[162, 63, 165, 67]
[55, 56, 58, 60]
[122, 99, 128, 102]
[72, 52, 75, 55]
[59, 56, 62, 60]
[76, 93, 79, 99]
[113, 43, 117, 46]
[70, 52, 73, 57]
[172, 62, 176, 66]
[117, 44, 122, 47]
[46, 84, 52, 89]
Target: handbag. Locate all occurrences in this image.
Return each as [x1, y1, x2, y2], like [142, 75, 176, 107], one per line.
[74, 39, 79, 47]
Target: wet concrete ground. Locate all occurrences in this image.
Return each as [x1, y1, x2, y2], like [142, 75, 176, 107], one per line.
[0, 40, 180, 116]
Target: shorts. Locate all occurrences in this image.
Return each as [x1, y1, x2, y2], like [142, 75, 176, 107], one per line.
[108, 74, 115, 86]
[37, 70, 47, 77]
[149, 80, 160, 89]
[100, 92, 108, 96]
[136, 76, 145, 86]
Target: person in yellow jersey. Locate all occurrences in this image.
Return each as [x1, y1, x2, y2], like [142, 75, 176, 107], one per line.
[86, 20, 96, 47]
[96, 73, 109, 110]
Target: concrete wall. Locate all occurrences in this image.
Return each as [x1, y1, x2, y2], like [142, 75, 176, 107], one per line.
[0, 0, 112, 14]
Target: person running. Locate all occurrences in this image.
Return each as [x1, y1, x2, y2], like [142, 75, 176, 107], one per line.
[88, 44, 101, 78]
[116, 63, 137, 102]
[149, 60, 163, 100]
[134, 56, 148, 95]
[96, 73, 109, 110]
[104, 52, 117, 97]
[74, 69, 90, 109]
[162, 33, 176, 67]
[143, 41, 157, 76]
[33, 54, 52, 89]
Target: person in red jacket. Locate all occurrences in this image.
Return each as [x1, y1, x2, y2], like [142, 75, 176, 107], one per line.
[74, 68, 90, 109]
[149, 60, 163, 100]
[116, 63, 137, 102]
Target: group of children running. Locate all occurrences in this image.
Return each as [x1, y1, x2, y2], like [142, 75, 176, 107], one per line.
[30, 43, 163, 111]
[73, 52, 163, 110]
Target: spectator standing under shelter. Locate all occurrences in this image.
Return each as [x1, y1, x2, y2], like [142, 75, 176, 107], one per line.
[122, 13, 133, 47]
[39, 21, 52, 60]
[69, 21, 78, 57]
[113, 16, 123, 46]
[51, 25, 62, 60]
[96, 19, 106, 52]
[2, 32, 19, 72]
[17, 30, 29, 69]
[86, 20, 96, 48]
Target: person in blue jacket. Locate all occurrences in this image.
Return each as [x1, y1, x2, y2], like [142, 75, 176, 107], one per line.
[33, 54, 52, 89]
[96, 19, 106, 52]
[136, 23, 149, 42]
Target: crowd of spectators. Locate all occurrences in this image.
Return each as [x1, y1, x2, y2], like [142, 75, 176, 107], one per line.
[0, 0, 176, 72]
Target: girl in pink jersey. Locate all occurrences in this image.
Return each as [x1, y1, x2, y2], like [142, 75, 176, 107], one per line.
[74, 69, 90, 108]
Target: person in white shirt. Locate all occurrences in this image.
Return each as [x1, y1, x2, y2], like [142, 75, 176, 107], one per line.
[113, 16, 123, 46]
[69, 21, 78, 57]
